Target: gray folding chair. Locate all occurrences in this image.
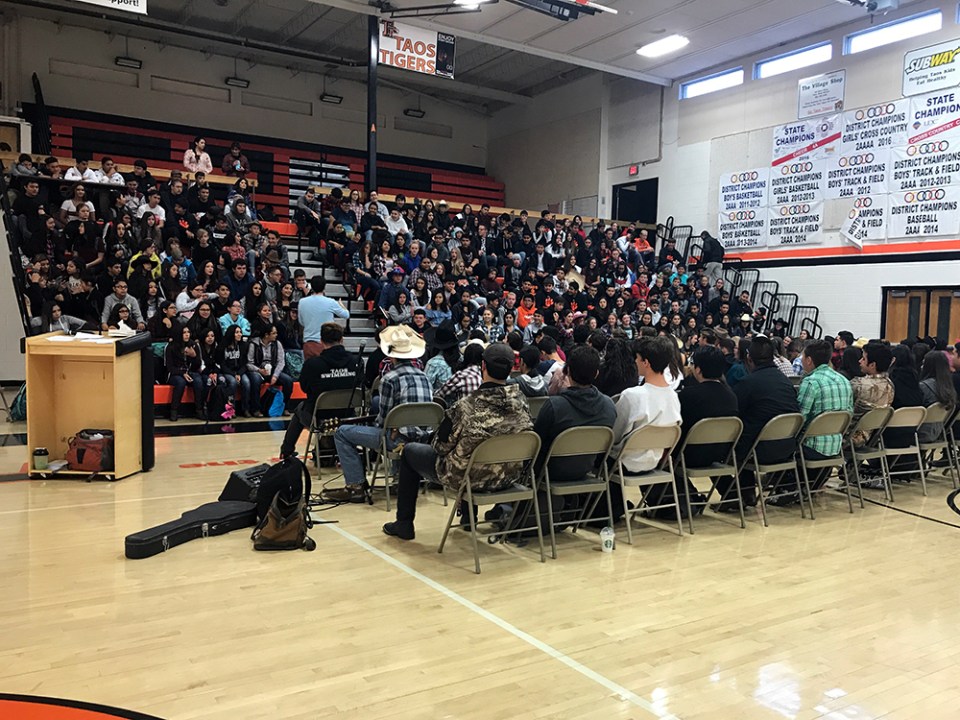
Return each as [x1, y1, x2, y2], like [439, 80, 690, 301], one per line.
[438, 431, 543, 574]
[303, 388, 363, 472]
[527, 395, 548, 420]
[737, 413, 805, 527]
[536, 426, 615, 559]
[918, 403, 957, 491]
[845, 407, 894, 504]
[945, 407, 960, 488]
[882, 406, 928, 496]
[368, 402, 446, 511]
[798, 410, 853, 518]
[610, 424, 683, 545]
[676, 416, 744, 533]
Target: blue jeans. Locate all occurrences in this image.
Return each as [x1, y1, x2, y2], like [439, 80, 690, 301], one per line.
[221, 373, 240, 407]
[246, 371, 293, 412]
[334, 423, 398, 486]
[169, 373, 204, 411]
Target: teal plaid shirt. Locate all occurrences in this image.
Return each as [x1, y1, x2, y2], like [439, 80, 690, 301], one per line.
[798, 363, 854, 457]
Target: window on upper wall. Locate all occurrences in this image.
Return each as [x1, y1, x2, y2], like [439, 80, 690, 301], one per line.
[680, 67, 744, 99]
[755, 43, 833, 80]
[844, 9, 942, 55]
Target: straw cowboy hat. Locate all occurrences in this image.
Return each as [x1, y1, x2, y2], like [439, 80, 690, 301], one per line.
[380, 325, 426, 360]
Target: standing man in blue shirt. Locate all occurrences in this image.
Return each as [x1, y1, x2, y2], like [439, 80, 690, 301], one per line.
[298, 276, 349, 359]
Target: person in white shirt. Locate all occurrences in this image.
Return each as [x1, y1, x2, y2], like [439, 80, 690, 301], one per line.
[64, 158, 98, 183]
[385, 208, 411, 242]
[137, 190, 167, 225]
[175, 282, 217, 320]
[365, 190, 390, 221]
[94, 156, 125, 186]
[611, 335, 682, 473]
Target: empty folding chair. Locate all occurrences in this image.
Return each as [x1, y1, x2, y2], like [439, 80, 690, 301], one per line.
[676, 417, 744, 533]
[918, 403, 957, 491]
[438, 431, 543, 574]
[736, 413, 805, 527]
[798, 410, 853, 518]
[368, 402, 445, 511]
[536, 426, 615, 558]
[882, 406, 928, 496]
[845, 407, 894, 504]
[610, 424, 683, 545]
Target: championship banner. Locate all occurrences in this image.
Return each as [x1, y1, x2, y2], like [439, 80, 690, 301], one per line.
[771, 115, 842, 166]
[889, 140, 960, 193]
[888, 186, 960, 238]
[379, 20, 455, 78]
[906, 89, 960, 146]
[767, 201, 824, 246]
[824, 148, 889, 200]
[71, 0, 146, 13]
[769, 160, 826, 206]
[840, 195, 888, 247]
[840, 100, 908, 155]
[717, 209, 767, 250]
[718, 168, 769, 212]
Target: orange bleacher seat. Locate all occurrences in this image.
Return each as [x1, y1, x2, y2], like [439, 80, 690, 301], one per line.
[153, 382, 305, 405]
[261, 221, 298, 237]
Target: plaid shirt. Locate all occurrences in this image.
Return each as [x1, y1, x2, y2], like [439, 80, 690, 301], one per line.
[434, 365, 482, 407]
[378, 362, 434, 438]
[798, 363, 853, 457]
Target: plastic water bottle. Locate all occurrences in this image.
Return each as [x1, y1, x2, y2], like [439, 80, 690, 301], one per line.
[600, 526, 615, 552]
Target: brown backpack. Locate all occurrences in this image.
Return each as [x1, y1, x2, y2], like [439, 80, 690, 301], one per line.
[251, 457, 316, 552]
[66, 430, 115, 473]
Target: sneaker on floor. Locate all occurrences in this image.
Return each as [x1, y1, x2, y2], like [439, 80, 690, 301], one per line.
[323, 485, 368, 503]
[860, 478, 886, 489]
[768, 492, 801, 507]
[382, 521, 415, 540]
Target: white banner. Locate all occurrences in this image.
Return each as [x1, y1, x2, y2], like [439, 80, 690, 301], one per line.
[718, 209, 767, 250]
[71, 0, 146, 13]
[769, 159, 826, 206]
[718, 168, 769, 213]
[798, 70, 845, 119]
[903, 39, 960, 97]
[379, 20, 455, 78]
[840, 195, 888, 247]
[887, 186, 960, 238]
[888, 141, 960, 193]
[767, 201, 824, 246]
[771, 115, 842, 166]
[906, 89, 960, 146]
[824, 148, 889, 200]
[840, 100, 909, 155]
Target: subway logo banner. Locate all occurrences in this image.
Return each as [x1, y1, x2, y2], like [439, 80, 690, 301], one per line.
[71, 0, 147, 13]
[379, 20, 456, 79]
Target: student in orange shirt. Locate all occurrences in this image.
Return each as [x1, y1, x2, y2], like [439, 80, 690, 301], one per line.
[516, 294, 537, 329]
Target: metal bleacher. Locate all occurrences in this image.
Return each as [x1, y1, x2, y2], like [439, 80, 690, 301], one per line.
[663, 217, 824, 339]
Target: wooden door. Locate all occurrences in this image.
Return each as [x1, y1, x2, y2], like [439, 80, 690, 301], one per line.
[884, 290, 927, 342]
[928, 290, 960, 344]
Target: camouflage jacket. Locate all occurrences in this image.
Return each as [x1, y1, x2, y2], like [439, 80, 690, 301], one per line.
[432, 382, 533, 492]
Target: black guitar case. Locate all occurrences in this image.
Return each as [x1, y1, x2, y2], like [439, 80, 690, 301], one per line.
[218, 464, 271, 503]
[125, 501, 257, 559]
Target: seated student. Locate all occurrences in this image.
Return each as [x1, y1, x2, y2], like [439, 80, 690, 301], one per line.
[919, 351, 957, 442]
[101, 277, 145, 332]
[534, 345, 617, 483]
[851, 342, 894, 446]
[36, 301, 86, 335]
[434, 340, 485, 407]
[217, 324, 248, 415]
[164, 326, 204, 422]
[424, 321, 461, 391]
[149, 300, 180, 341]
[507, 345, 549, 397]
[218, 299, 252, 338]
[715, 335, 800, 510]
[382, 343, 532, 540]
[244, 324, 294, 417]
[279, 322, 358, 458]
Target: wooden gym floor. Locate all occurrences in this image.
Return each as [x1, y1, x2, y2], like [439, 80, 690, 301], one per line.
[2, 420, 960, 720]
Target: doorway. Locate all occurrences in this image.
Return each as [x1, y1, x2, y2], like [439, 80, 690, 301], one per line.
[883, 287, 960, 343]
[612, 178, 658, 224]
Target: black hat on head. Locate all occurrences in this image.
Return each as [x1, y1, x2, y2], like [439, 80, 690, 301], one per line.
[430, 320, 460, 350]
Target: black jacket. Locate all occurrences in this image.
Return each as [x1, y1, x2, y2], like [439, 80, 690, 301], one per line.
[677, 380, 739, 467]
[299, 344, 360, 409]
[734, 363, 800, 462]
[700, 234, 725, 264]
[533, 386, 617, 482]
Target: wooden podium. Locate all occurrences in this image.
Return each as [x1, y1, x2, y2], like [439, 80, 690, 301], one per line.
[25, 332, 154, 480]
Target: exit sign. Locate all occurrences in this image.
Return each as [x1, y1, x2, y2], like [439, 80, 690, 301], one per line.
[628, 164, 639, 177]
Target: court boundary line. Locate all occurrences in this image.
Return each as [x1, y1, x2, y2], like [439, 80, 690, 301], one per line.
[325, 523, 679, 720]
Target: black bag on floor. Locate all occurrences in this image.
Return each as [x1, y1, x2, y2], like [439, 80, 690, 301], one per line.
[251, 456, 316, 551]
[125, 501, 257, 559]
[219, 463, 270, 503]
[205, 383, 232, 421]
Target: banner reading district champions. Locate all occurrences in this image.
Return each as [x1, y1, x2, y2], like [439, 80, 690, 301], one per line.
[718, 87, 960, 249]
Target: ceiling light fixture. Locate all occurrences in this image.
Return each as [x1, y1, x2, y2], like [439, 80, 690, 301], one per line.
[225, 76, 250, 88]
[320, 93, 343, 104]
[404, 108, 426, 118]
[637, 34, 689, 58]
[114, 56, 142, 69]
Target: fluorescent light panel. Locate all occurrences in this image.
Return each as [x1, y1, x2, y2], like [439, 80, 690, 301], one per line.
[114, 56, 142, 69]
[320, 93, 343, 104]
[681, 67, 744, 99]
[225, 76, 250, 88]
[637, 34, 689, 58]
[845, 10, 941, 55]
[756, 42, 832, 79]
